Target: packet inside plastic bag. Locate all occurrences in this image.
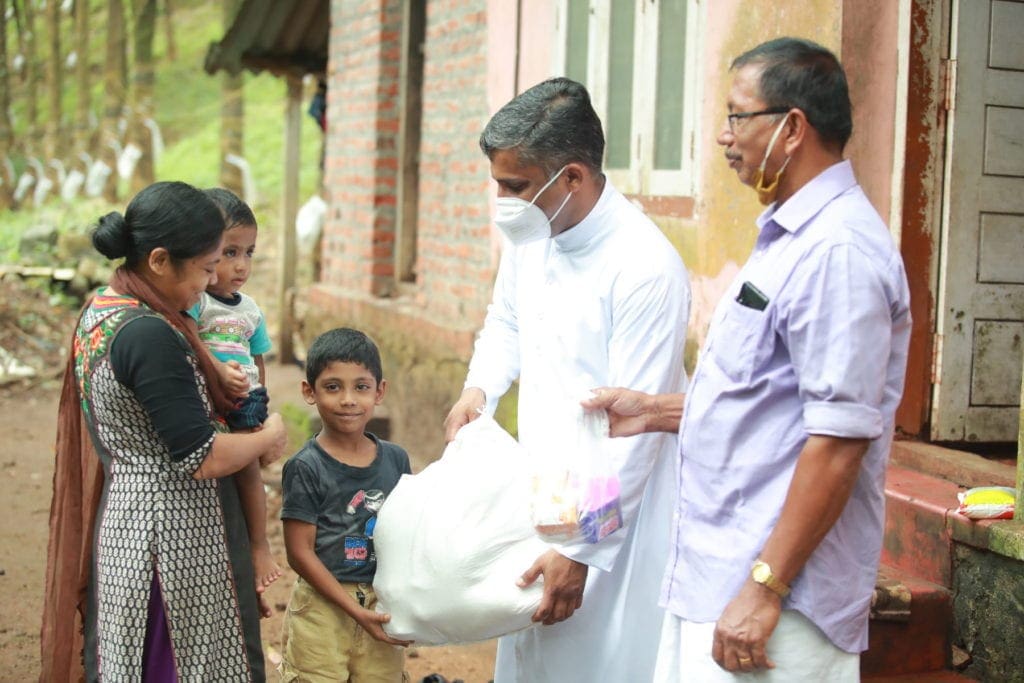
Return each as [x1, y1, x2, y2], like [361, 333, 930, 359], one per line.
[530, 403, 623, 544]
[956, 486, 1016, 520]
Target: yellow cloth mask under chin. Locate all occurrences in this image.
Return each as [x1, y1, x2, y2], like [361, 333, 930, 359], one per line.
[752, 114, 791, 205]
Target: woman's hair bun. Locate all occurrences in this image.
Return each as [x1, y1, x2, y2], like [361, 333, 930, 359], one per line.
[91, 211, 130, 260]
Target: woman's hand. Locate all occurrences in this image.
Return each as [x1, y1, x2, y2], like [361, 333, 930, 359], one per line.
[258, 413, 288, 467]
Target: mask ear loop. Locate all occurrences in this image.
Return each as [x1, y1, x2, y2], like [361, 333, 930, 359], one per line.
[530, 165, 568, 205]
[547, 187, 573, 225]
[757, 114, 791, 180]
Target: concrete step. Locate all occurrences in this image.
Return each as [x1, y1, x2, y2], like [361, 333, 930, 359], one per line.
[890, 441, 1016, 491]
[881, 464, 960, 587]
[862, 564, 953, 677]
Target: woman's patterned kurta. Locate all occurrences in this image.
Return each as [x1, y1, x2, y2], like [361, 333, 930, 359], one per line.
[74, 293, 254, 681]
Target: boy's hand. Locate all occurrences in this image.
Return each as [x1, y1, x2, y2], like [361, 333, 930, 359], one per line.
[259, 413, 288, 467]
[218, 359, 251, 399]
[355, 608, 413, 647]
[443, 387, 486, 442]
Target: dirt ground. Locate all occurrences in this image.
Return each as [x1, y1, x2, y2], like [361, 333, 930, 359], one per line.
[0, 363, 497, 682]
[0, 276, 497, 682]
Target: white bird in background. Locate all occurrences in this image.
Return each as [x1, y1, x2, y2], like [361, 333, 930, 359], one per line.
[13, 172, 35, 204]
[143, 119, 164, 165]
[224, 154, 257, 206]
[117, 143, 142, 181]
[62, 170, 85, 201]
[48, 159, 67, 186]
[28, 157, 53, 206]
[296, 195, 327, 255]
[62, 156, 85, 200]
[85, 160, 112, 198]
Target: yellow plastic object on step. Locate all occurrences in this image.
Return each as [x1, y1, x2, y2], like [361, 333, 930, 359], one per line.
[956, 486, 1016, 520]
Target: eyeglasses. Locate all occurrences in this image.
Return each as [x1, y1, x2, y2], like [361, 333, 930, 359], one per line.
[726, 108, 790, 133]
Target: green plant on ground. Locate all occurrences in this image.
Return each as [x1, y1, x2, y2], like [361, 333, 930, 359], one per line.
[279, 400, 317, 456]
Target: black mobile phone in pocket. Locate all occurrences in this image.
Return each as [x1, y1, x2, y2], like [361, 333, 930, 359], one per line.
[736, 281, 769, 311]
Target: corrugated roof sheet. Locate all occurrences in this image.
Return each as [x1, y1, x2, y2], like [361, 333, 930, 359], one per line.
[204, 0, 329, 78]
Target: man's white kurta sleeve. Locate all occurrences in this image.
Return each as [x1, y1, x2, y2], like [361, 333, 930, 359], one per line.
[465, 247, 521, 415]
[555, 264, 690, 571]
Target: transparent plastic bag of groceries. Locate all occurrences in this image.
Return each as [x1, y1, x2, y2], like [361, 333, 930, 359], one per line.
[372, 415, 548, 645]
[530, 403, 623, 545]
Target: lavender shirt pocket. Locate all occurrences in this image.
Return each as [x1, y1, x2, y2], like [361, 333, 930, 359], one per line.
[707, 301, 768, 384]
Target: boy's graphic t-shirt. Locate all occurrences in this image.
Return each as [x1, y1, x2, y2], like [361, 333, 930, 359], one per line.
[280, 434, 411, 583]
[188, 291, 271, 389]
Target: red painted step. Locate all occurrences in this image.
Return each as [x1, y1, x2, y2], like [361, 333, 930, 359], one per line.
[881, 465, 961, 587]
[862, 564, 953, 677]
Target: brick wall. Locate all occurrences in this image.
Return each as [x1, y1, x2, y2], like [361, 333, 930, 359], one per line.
[321, 0, 492, 323]
[313, 0, 495, 462]
[413, 0, 492, 324]
[322, 0, 403, 298]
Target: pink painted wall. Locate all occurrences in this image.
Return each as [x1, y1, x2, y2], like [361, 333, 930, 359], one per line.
[484, 0, 555, 261]
[480, 2, 903, 360]
[689, 2, 844, 347]
[842, 0, 902, 223]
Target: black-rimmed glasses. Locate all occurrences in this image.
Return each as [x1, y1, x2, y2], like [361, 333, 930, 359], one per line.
[726, 108, 790, 133]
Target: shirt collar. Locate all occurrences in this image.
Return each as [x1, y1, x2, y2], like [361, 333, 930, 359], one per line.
[208, 290, 242, 306]
[552, 175, 615, 253]
[756, 160, 857, 236]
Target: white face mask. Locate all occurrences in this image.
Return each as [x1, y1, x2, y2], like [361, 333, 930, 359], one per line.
[493, 166, 572, 245]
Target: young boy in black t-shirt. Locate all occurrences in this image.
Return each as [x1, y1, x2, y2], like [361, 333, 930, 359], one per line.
[279, 328, 412, 681]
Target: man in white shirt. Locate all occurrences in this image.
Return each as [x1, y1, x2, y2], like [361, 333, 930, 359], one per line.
[443, 77, 691, 683]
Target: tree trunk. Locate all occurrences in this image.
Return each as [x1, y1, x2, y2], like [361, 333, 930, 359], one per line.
[0, 0, 14, 209]
[45, 0, 67, 160]
[75, 0, 94, 156]
[16, 0, 43, 154]
[162, 0, 177, 61]
[100, 0, 128, 202]
[219, 0, 244, 196]
[128, 0, 157, 194]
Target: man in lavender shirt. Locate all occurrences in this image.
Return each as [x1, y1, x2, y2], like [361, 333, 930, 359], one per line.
[584, 38, 911, 680]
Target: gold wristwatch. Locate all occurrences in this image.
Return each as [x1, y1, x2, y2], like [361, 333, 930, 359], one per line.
[751, 559, 791, 598]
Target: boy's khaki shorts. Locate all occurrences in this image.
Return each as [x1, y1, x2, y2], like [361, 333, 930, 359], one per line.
[279, 577, 408, 682]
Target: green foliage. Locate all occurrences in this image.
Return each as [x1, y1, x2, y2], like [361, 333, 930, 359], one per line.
[2, 0, 326, 251]
[279, 400, 317, 455]
[156, 70, 325, 217]
[0, 199, 106, 263]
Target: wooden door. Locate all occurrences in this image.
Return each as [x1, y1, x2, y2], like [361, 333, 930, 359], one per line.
[932, 0, 1024, 442]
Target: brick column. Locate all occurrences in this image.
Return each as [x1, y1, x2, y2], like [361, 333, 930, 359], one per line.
[323, 0, 403, 297]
